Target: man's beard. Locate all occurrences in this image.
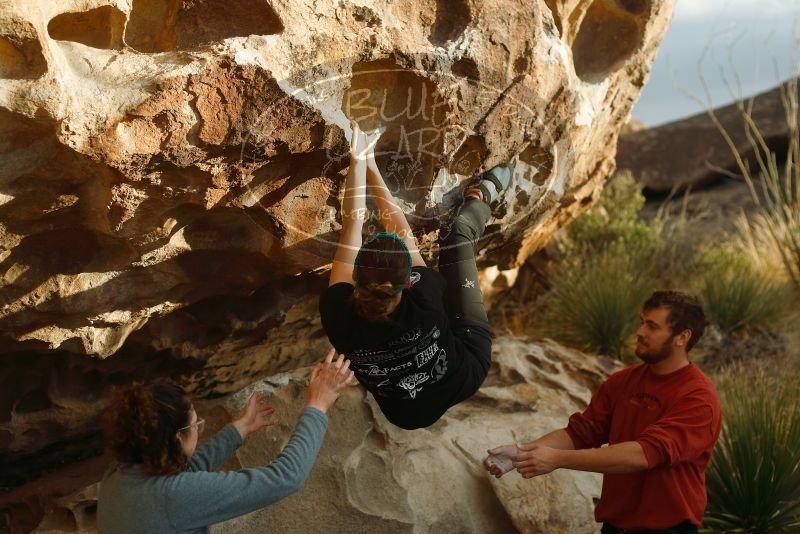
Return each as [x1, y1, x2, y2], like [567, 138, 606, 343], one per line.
[635, 335, 675, 364]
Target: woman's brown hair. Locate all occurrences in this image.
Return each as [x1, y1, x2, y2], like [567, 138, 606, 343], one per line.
[104, 379, 192, 476]
[352, 233, 411, 323]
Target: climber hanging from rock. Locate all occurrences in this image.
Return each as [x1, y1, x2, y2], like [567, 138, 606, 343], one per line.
[319, 119, 512, 429]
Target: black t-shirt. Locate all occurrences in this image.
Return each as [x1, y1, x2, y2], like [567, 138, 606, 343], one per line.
[319, 267, 460, 404]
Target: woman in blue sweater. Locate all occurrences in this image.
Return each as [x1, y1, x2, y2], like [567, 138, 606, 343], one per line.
[97, 349, 353, 533]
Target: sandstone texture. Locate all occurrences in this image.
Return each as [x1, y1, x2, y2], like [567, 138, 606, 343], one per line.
[617, 80, 800, 193]
[1, 0, 673, 484]
[10, 337, 619, 534]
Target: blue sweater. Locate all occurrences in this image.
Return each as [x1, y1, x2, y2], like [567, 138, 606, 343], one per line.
[97, 407, 328, 533]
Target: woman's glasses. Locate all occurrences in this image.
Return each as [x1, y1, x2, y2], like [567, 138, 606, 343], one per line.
[177, 418, 206, 435]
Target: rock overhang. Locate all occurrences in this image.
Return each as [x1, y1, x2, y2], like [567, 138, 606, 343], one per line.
[0, 0, 675, 481]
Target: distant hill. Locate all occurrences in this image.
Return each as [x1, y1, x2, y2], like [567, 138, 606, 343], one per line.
[617, 79, 799, 194]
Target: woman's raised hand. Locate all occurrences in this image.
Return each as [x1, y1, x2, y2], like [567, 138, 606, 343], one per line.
[232, 392, 275, 440]
[306, 348, 355, 413]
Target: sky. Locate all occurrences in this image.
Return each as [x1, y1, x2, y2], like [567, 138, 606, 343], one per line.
[632, 0, 799, 126]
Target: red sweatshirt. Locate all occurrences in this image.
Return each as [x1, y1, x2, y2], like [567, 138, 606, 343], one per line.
[565, 363, 721, 530]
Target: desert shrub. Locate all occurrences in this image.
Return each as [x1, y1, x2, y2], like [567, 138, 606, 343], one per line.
[561, 171, 662, 261]
[533, 172, 701, 359]
[540, 250, 657, 360]
[704, 368, 800, 532]
[560, 171, 703, 288]
[736, 212, 792, 276]
[695, 245, 794, 335]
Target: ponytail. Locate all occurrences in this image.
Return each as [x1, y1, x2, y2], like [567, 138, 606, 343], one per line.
[351, 281, 401, 323]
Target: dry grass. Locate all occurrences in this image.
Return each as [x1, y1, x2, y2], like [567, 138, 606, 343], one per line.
[707, 77, 800, 290]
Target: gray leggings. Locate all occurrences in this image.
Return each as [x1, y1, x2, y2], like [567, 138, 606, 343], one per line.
[438, 197, 493, 335]
[437, 197, 493, 403]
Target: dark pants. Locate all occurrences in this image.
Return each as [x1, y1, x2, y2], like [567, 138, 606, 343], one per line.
[437, 197, 493, 404]
[601, 521, 698, 534]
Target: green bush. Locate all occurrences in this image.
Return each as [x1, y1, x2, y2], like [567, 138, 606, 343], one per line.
[560, 171, 701, 289]
[562, 171, 662, 260]
[504, 166, 793, 358]
[696, 246, 794, 335]
[531, 172, 693, 359]
[704, 370, 800, 532]
[540, 250, 656, 360]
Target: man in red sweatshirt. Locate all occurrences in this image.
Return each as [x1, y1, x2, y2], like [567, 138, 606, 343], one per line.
[484, 291, 722, 534]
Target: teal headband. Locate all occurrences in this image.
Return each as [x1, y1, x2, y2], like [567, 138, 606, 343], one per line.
[353, 232, 413, 293]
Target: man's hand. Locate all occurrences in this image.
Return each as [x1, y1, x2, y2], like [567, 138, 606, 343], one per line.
[483, 444, 520, 478]
[232, 392, 275, 440]
[512, 443, 562, 478]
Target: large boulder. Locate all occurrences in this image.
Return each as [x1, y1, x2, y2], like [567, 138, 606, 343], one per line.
[0, 0, 673, 485]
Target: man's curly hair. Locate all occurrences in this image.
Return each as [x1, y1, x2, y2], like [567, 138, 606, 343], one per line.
[104, 379, 192, 476]
[643, 291, 709, 351]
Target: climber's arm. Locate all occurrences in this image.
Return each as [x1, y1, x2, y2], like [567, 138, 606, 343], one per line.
[365, 133, 425, 267]
[330, 122, 367, 286]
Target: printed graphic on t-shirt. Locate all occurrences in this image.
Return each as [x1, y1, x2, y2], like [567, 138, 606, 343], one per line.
[630, 393, 662, 411]
[397, 372, 429, 398]
[431, 350, 448, 381]
[387, 327, 422, 347]
[348, 325, 447, 400]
